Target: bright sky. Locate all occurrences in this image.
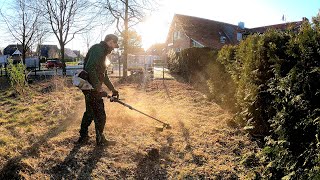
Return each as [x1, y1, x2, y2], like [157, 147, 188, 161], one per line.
[136, 0, 320, 49]
[0, 0, 319, 54]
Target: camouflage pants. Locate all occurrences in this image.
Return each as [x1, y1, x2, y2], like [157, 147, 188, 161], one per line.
[79, 91, 106, 141]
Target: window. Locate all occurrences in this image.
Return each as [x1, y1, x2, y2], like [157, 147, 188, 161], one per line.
[173, 31, 181, 41]
[220, 36, 226, 43]
[237, 33, 242, 41]
[191, 40, 204, 47]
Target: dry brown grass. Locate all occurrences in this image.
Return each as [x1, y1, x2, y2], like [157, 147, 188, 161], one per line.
[0, 77, 262, 179]
[0, 76, 83, 179]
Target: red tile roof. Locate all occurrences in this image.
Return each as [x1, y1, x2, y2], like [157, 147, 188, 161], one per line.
[173, 14, 240, 49]
[249, 21, 303, 33]
[169, 14, 303, 49]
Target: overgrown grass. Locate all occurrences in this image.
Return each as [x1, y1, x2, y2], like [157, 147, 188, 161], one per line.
[0, 76, 82, 162]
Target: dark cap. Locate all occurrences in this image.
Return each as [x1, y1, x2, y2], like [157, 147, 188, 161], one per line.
[104, 34, 119, 48]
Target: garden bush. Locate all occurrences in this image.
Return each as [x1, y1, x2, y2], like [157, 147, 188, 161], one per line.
[168, 16, 320, 178]
[217, 19, 319, 178]
[7, 59, 28, 95]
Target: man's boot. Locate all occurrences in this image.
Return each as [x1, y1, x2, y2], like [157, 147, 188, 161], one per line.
[96, 133, 116, 146]
[75, 135, 89, 144]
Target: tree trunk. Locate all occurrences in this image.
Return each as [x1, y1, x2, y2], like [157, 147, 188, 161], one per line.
[60, 42, 66, 75]
[123, 0, 129, 78]
[22, 49, 26, 65]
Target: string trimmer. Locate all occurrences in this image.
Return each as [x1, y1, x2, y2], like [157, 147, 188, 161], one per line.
[101, 92, 171, 131]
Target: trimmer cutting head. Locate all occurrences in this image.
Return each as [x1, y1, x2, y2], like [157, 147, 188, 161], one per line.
[155, 123, 172, 132]
[163, 123, 172, 129]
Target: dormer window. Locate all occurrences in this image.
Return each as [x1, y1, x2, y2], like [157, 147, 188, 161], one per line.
[220, 36, 226, 43]
[237, 33, 242, 41]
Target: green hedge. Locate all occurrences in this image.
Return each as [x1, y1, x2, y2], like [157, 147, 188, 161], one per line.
[167, 47, 238, 111]
[167, 47, 217, 80]
[168, 17, 320, 179]
[217, 20, 320, 178]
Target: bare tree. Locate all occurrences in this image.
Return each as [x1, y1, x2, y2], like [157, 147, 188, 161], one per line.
[0, 0, 45, 64]
[81, 30, 100, 53]
[118, 30, 144, 54]
[39, 0, 97, 74]
[98, 0, 155, 78]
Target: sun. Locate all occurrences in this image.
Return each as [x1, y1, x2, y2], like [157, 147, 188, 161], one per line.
[136, 13, 171, 50]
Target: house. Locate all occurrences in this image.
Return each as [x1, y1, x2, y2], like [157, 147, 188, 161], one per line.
[3, 44, 24, 56]
[37, 45, 59, 59]
[73, 50, 80, 58]
[3, 44, 30, 63]
[166, 14, 303, 52]
[64, 48, 78, 60]
[166, 14, 240, 52]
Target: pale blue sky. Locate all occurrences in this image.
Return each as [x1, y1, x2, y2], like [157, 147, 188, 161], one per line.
[0, 0, 319, 53]
[136, 0, 319, 49]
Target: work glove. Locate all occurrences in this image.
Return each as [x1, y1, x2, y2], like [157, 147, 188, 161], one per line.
[111, 90, 119, 101]
[112, 90, 119, 97]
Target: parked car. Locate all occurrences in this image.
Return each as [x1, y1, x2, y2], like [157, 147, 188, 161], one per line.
[46, 60, 64, 69]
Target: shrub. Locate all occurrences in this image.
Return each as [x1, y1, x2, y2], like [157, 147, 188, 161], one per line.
[167, 47, 217, 81]
[206, 51, 237, 112]
[7, 59, 28, 95]
[167, 47, 237, 110]
[262, 18, 320, 179]
[167, 18, 320, 178]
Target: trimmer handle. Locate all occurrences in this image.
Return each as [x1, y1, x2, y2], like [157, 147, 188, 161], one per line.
[109, 95, 119, 102]
[99, 91, 120, 102]
[111, 93, 119, 102]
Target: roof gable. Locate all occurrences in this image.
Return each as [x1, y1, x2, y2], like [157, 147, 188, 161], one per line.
[64, 48, 77, 58]
[3, 44, 24, 56]
[172, 14, 239, 49]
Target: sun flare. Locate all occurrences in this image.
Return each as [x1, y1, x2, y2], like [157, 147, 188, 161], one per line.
[136, 14, 171, 50]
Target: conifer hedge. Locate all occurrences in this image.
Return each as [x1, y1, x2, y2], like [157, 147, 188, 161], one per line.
[168, 16, 320, 178]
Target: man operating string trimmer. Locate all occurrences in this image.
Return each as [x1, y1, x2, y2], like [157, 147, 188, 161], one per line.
[76, 34, 120, 146]
[73, 34, 171, 146]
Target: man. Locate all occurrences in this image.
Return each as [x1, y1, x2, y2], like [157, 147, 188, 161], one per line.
[77, 34, 119, 146]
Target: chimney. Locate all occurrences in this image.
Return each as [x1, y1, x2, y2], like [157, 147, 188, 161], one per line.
[238, 22, 245, 29]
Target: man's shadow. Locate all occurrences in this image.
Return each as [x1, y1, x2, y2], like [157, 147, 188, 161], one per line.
[49, 144, 107, 180]
[77, 145, 107, 179]
[49, 144, 82, 180]
[0, 121, 72, 179]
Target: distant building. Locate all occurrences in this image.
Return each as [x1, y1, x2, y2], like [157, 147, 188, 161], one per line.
[3, 44, 24, 56]
[72, 50, 80, 58]
[166, 14, 303, 53]
[64, 48, 77, 60]
[3, 44, 29, 63]
[37, 45, 59, 59]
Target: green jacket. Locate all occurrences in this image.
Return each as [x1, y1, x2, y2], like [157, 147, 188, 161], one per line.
[84, 41, 115, 92]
